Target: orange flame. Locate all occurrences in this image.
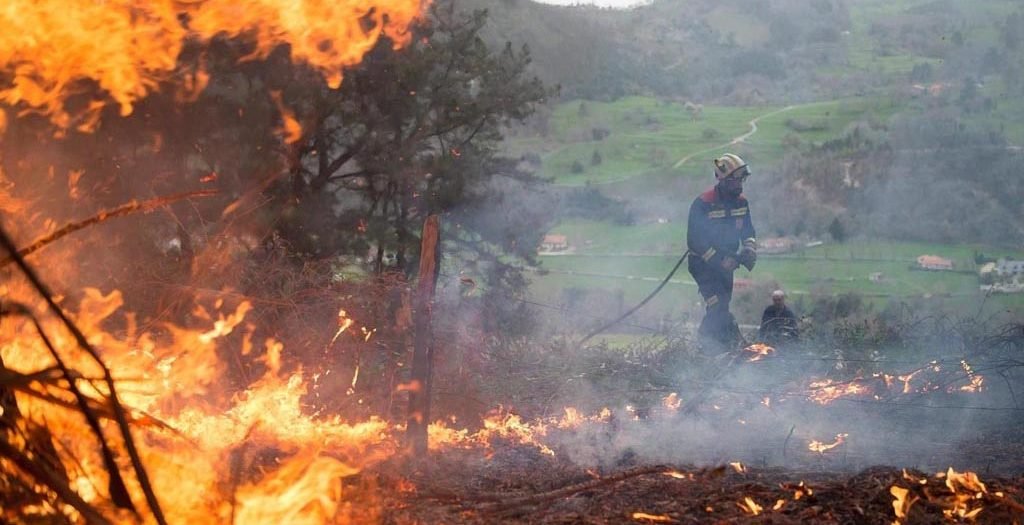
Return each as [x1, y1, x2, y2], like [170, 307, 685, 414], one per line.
[806, 379, 868, 405]
[808, 433, 848, 454]
[631, 512, 675, 523]
[743, 342, 774, 362]
[0, 0, 427, 130]
[956, 360, 984, 393]
[737, 496, 763, 516]
[428, 406, 615, 456]
[891, 485, 915, 520]
[938, 468, 987, 520]
[0, 286, 399, 525]
[891, 468, 990, 524]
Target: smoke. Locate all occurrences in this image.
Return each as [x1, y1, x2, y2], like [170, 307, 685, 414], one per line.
[530, 341, 1022, 475]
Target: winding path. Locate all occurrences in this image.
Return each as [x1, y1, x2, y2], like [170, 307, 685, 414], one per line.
[672, 104, 798, 169]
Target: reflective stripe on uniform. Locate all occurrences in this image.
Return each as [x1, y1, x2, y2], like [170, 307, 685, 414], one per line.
[708, 210, 726, 218]
[702, 247, 716, 261]
[730, 207, 748, 216]
[743, 237, 757, 248]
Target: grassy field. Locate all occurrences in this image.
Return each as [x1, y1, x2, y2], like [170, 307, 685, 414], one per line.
[821, 0, 1020, 83]
[528, 96, 901, 186]
[540, 98, 766, 185]
[537, 251, 980, 298]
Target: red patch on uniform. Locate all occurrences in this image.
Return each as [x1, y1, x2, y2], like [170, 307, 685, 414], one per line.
[699, 187, 718, 203]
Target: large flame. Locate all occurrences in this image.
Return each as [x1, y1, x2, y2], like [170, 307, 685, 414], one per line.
[0, 0, 426, 130]
[0, 285, 398, 524]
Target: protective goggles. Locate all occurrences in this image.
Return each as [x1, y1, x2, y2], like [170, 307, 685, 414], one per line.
[720, 166, 750, 181]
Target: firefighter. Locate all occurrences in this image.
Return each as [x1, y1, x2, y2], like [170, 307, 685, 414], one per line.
[686, 153, 757, 348]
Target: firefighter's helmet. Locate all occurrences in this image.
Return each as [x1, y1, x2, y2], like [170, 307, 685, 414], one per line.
[713, 153, 748, 179]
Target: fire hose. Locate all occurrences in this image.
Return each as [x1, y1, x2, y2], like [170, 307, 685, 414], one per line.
[577, 250, 690, 346]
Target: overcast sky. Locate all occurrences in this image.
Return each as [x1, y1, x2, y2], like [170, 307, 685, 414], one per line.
[534, 0, 650, 7]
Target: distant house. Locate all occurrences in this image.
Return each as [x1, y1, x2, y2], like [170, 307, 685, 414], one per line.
[980, 259, 1024, 293]
[928, 83, 948, 96]
[539, 234, 569, 253]
[916, 255, 954, 271]
[910, 83, 949, 97]
[869, 272, 885, 283]
[995, 259, 1024, 276]
[759, 237, 798, 254]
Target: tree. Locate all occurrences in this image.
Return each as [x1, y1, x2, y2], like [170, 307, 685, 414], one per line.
[828, 217, 847, 243]
[909, 63, 934, 84]
[590, 149, 602, 166]
[0, 0, 555, 380]
[1002, 11, 1024, 50]
[271, 3, 551, 276]
[958, 77, 979, 111]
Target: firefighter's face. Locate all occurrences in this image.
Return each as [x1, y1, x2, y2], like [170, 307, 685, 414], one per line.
[718, 168, 747, 197]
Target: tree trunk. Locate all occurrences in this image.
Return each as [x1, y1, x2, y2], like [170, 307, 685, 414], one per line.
[406, 214, 440, 455]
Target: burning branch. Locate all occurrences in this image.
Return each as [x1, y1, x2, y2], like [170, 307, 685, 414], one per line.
[0, 224, 168, 525]
[0, 189, 218, 268]
[1, 301, 137, 512]
[808, 433, 848, 454]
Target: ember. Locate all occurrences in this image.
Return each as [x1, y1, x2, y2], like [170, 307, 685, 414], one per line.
[631, 511, 675, 523]
[737, 496, 763, 516]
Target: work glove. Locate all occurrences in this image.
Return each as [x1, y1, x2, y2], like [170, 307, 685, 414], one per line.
[737, 246, 757, 271]
[721, 256, 739, 271]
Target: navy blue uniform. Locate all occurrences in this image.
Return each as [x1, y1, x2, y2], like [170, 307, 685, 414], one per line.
[687, 186, 756, 345]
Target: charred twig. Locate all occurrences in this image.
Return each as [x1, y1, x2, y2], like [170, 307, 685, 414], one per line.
[0, 189, 218, 267]
[998, 370, 1020, 409]
[992, 492, 1024, 515]
[471, 465, 678, 514]
[0, 225, 168, 525]
[782, 424, 796, 458]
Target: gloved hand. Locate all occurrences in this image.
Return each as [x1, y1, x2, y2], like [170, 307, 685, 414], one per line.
[721, 256, 739, 271]
[737, 246, 757, 271]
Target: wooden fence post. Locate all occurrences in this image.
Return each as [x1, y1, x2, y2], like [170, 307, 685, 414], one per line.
[406, 214, 440, 454]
